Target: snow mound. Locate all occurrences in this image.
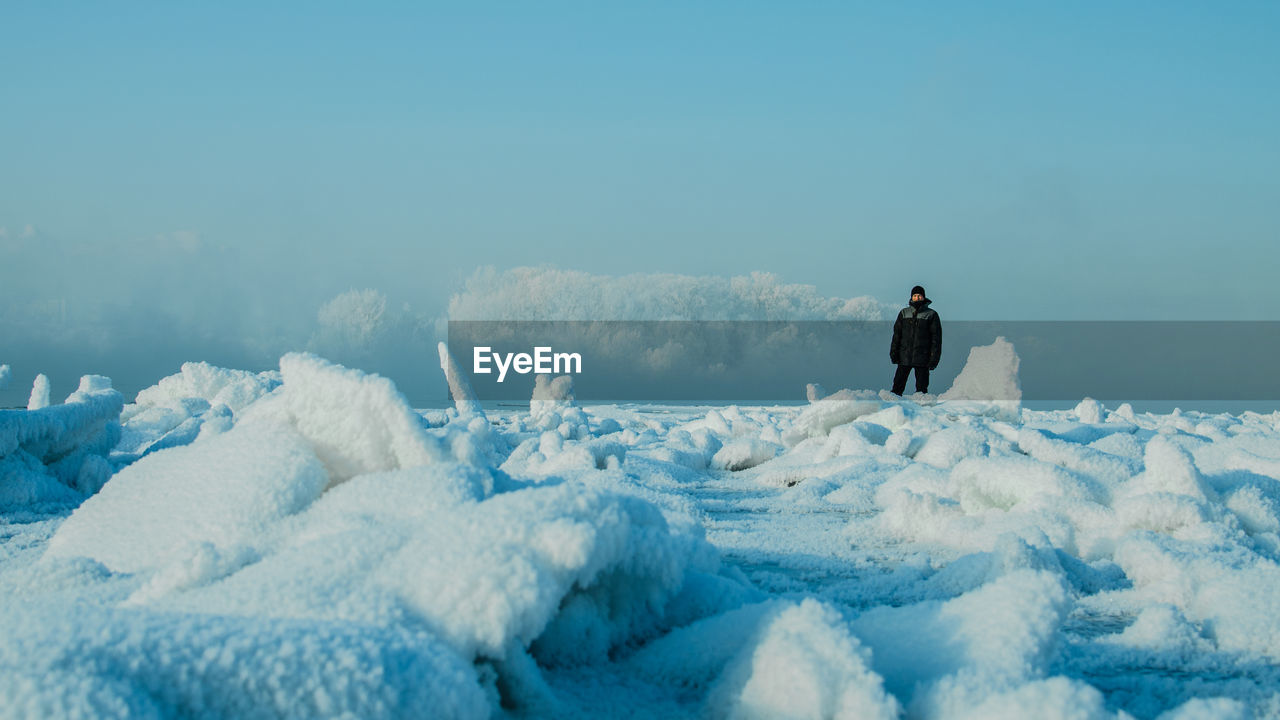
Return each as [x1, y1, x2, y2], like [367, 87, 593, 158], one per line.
[244, 352, 447, 483]
[49, 353, 462, 572]
[1111, 531, 1280, 661]
[852, 567, 1073, 714]
[136, 476, 715, 668]
[46, 420, 328, 573]
[915, 426, 990, 469]
[710, 598, 900, 719]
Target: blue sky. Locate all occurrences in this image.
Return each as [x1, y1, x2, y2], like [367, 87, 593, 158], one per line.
[2, 1, 1278, 327]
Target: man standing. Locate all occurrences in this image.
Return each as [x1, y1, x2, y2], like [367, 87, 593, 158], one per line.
[890, 285, 941, 395]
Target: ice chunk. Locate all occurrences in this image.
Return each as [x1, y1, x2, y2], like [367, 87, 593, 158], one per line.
[402, 481, 717, 661]
[939, 337, 1022, 420]
[528, 374, 589, 437]
[0, 451, 83, 507]
[115, 363, 282, 460]
[1113, 402, 1137, 422]
[861, 404, 910, 431]
[532, 374, 575, 404]
[27, 374, 50, 411]
[1075, 397, 1104, 424]
[67, 375, 115, 401]
[783, 395, 882, 446]
[244, 352, 448, 482]
[438, 342, 484, 416]
[134, 361, 281, 414]
[0, 376, 123, 507]
[712, 438, 781, 472]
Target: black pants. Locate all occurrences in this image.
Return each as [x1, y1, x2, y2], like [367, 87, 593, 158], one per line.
[891, 365, 930, 395]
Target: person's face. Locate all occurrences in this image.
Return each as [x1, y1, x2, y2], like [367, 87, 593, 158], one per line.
[911, 293, 924, 302]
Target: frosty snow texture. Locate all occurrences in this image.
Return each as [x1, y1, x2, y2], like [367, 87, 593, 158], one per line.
[2, 340, 1279, 718]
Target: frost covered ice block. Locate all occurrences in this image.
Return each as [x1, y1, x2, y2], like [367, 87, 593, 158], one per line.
[0, 374, 124, 506]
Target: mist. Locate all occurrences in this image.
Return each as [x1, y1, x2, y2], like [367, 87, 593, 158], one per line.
[0, 226, 449, 407]
[7, 255, 1275, 412]
[0, 257, 899, 408]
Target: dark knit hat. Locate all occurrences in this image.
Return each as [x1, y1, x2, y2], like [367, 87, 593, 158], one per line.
[911, 285, 926, 298]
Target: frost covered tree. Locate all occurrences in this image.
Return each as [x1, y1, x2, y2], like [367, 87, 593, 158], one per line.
[312, 289, 388, 352]
[306, 290, 439, 402]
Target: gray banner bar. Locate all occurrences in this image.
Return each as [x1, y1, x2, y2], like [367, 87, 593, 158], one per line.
[448, 321, 1280, 402]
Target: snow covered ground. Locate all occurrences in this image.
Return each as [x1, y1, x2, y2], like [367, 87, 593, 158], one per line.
[3, 344, 1280, 719]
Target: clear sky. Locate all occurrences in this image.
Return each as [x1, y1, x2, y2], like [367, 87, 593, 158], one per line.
[2, 1, 1279, 401]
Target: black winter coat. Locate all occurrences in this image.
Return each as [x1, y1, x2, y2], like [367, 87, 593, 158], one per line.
[890, 300, 942, 369]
